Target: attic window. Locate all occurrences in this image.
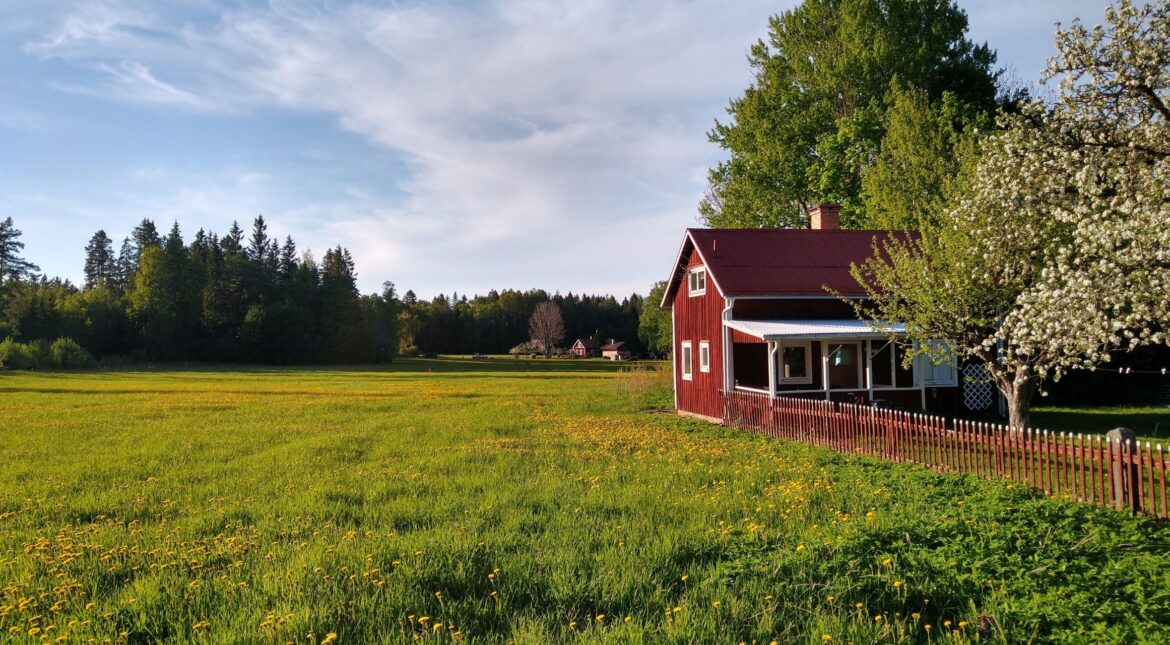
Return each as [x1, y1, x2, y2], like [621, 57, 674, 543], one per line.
[687, 267, 707, 296]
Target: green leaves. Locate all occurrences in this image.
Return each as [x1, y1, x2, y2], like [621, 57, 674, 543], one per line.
[702, 0, 1001, 229]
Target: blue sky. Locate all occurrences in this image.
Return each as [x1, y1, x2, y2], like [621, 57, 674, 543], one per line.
[1, 0, 1111, 298]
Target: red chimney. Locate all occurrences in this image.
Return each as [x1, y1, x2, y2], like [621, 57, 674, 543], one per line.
[808, 203, 841, 230]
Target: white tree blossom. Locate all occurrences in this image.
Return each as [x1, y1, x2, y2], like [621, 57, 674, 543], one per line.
[850, 0, 1170, 428]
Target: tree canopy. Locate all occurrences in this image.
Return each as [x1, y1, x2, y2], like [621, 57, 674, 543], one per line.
[701, 0, 1003, 229]
[849, 0, 1170, 428]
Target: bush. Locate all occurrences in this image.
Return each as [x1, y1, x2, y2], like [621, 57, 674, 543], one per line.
[508, 341, 544, 356]
[0, 337, 32, 370]
[0, 337, 94, 370]
[50, 338, 96, 369]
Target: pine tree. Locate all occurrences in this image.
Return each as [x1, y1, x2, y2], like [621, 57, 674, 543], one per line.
[0, 217, 39, 283]
[248, 215, 269, 263]
[83, 230, 118, 289]
[278, 236, 298, 279]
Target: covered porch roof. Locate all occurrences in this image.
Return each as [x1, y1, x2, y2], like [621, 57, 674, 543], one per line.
[724, 319, 906, 341]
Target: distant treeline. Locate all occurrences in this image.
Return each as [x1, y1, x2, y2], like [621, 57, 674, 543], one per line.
[0, 216, 649, 365]
[398, 289, 645, 356]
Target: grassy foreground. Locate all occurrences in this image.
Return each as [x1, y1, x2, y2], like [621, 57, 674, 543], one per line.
[1, 359, 1169, 644]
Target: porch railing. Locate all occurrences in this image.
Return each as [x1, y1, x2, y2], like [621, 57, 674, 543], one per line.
[722, 389, 1168, 519]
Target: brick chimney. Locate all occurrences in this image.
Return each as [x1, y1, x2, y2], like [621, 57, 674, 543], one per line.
[808, 203, 841, 230]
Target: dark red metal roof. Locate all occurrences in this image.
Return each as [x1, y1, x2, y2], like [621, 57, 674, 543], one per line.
[663, 228, 914, 305]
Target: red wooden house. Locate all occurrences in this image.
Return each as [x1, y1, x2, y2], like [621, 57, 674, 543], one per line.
[570, 338, 595, 357]
[660, 204, 963, 423]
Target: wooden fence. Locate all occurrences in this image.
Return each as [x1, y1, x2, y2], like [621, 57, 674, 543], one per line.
[723, 389, 1169, 519]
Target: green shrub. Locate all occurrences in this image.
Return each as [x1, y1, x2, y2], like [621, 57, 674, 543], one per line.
[50, 338, 96, 369]
[0, 337, 94, 370]
[0, 337, 31, 369]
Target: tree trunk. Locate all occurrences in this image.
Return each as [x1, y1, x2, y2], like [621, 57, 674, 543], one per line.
[1004, 374, 1038, 429]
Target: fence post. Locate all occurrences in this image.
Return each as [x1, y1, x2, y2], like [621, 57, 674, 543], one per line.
[1107, 427, 1141, 513]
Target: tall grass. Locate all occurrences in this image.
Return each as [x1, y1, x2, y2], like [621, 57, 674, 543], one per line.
[0, 359, 1167, 643]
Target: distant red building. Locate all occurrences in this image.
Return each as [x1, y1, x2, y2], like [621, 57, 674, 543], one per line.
[570, 338, 595, 357]
[660, 204, 962, 423]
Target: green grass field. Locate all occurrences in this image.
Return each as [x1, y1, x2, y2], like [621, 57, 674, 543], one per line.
[2, 358, 1169, 644]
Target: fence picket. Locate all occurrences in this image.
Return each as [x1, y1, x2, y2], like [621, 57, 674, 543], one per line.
[719, 391, 1167, 519]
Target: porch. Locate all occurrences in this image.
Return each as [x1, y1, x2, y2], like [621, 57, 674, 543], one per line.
[724, 319, 929, 410]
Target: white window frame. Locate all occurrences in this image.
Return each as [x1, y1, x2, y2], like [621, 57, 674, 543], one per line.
[915, 340, 958, 387]
[699, 341, 711, 373]
[680, 341, 693, 380]
[778, 341, 813, 384]
[823, 340, 865, 391]
[687, 267, 707, 296]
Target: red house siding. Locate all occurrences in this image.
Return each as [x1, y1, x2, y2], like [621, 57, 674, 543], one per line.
[671, 248, 726, 421]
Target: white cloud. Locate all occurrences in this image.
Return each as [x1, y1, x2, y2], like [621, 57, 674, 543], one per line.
[23, 0, 775, 295]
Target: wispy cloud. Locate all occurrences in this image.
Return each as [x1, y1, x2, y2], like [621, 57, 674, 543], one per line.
[21, 0, 774, 294]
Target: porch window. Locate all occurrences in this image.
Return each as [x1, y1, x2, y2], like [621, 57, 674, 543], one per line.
[680, 341, 693, 380]
[779, 342, 812, 384]
[826, 342, 862, 390]
[687, 267, 706, 296]
[916, 340, 958, 387]
[699, 341, 710, 373]
[870, 341, 913, 388]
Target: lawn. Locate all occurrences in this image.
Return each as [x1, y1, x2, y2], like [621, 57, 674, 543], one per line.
[1, 358, 1169, 643]
[1032, 405, 1170, 442]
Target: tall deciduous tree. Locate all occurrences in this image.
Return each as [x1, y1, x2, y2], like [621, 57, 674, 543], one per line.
[638, 281, 672, 355]
[528, 300, 565, 356]
[702, 0, 1000, 228]
[858, 85, 987, 231]
[849, 0, 1170, 428]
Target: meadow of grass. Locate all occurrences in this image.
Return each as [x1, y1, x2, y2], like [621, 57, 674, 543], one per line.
[1, 358, 1169, 644]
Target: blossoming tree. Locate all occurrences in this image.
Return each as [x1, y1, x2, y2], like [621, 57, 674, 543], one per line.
[849, 0, 1170, 428]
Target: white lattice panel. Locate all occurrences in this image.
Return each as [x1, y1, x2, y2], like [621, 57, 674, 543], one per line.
[963, 363, 994, 411]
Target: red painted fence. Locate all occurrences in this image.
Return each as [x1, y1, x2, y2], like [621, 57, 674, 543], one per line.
[723, 390, 1169, 519]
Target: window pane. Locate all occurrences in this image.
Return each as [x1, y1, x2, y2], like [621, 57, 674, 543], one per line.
[681, 345, 692, 375]
[894, 344, 913, 387]
[827, 343, 860, 389]
[782, 346, 807, 379]
[872, 342, 893, 387]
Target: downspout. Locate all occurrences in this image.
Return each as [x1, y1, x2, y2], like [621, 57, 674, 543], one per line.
[722, 297, 735, 394]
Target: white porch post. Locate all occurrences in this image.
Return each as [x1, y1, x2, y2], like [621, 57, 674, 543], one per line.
[865, 339, 873, 403]
[821, 340, 831, 401]
[767, 340, 778, 398]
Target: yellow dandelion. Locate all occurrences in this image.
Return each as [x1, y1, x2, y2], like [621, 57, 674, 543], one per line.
[959, 621, 968, 629]
[911, 613, 921, 621]
[569, 621, 577, 629]
[595, 614, 604, 621]
[321, 634, 338, 645]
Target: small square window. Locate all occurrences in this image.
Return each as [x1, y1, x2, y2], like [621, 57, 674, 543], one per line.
[687, 267, 706, 296]
[779, 342, 812, 384]
[699, 341, 710, 373]
[680, 342, 693, 380]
